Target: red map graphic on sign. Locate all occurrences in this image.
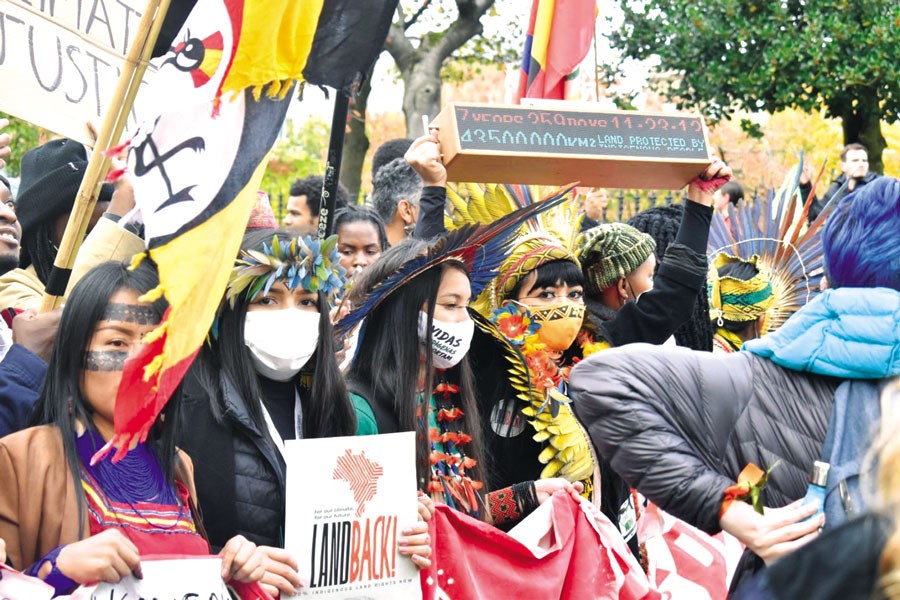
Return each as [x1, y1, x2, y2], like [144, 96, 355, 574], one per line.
[333, 449, 384, 516]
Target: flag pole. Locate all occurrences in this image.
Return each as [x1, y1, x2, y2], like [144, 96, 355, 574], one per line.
[39, 0, 172, 312]
[317, 91, 351, 240]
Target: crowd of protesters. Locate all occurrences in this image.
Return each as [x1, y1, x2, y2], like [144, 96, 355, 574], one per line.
[0, 119, 897, 600]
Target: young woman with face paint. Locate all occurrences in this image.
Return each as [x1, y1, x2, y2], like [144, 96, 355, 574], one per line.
[342, 235, 583, 527]
[0, 261, 269, 595]
[177, 230, 432, 596]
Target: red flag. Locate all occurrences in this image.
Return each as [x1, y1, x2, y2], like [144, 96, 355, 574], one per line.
[516, 0, 597, 101]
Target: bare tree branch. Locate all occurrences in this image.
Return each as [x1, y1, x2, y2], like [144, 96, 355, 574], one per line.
[404, 0, 434, 30]
[384, 22, 416, 72]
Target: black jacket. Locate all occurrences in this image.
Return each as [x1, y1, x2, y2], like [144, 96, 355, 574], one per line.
[587, 200, 712, 347]
[803, 171, 880, 222]
[569, 345, 841, 534]
[177, 371, 286, 550]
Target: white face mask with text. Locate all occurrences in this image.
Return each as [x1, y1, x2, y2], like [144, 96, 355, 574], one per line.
[417, 310, 474, 370]
[244, 309, 320, 381]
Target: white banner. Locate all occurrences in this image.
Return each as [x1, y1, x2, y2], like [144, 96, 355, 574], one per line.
[0, 0, 158, 143]
[67, 556, 232, 599]
[284, 432, 421, 599]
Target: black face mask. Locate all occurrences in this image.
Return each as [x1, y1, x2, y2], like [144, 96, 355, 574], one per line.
[619, 277, 640, 310]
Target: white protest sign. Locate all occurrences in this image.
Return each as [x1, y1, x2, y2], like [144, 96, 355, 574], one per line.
[284, 432, 421, 599]
[0, 563, 55, 600]
[0, 0, 159, 143]
[78, 556, 231, 599]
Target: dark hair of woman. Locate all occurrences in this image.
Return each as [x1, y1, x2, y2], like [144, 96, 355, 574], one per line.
[28, 259, 174, 532]
[508, 259, 584, 299]
[191, 228, 356, 438]
[717, 258, 764, 334]
[347, 239, 487, 494]
[334, 205, 389, 251]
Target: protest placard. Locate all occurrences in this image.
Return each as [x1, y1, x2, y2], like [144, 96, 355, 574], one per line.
[284, 432, 421, 599]
[429, 102, 713, 189]
[0, 0, 158, 143]
[64, 556, 232, 599]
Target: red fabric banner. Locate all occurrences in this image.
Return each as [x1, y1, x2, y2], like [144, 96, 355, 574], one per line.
[420, 493, 660, 599]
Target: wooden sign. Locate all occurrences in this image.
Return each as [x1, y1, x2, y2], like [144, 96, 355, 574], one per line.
[429, 102, 714, 189]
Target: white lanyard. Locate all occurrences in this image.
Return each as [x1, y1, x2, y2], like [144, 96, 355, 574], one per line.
[260, 389, 303, 462]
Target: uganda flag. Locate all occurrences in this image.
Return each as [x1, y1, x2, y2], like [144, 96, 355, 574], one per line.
[100, 0, 326, 459]
[515, 0, 597, 101]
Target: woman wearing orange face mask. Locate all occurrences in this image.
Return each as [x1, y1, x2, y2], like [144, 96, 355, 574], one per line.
[466, 235, 598, 524]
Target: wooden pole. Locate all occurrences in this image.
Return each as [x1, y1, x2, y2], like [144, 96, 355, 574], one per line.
[39, 0, 172, 311]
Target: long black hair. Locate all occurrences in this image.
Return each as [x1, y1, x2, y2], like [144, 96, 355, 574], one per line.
[347, 239, 486, 495]
[29, 259, 174, 531]
[193, 228, 356, 438]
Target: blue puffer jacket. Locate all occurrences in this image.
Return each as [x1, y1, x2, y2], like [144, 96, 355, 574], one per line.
[744, 287, 900, 379]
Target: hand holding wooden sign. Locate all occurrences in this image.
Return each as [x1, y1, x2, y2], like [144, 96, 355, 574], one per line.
[428, 102, 715, 189]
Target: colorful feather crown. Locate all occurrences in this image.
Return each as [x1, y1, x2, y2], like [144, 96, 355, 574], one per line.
[709, 253, 774, 324]
[226, 234, 347, 305]
[708, 157, 829, 333]
[335, 184, 577, 336]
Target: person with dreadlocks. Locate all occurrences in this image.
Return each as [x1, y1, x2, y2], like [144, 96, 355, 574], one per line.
[177, 229, 432, 595]
[338, 194, 586, 526]
[709, 254, 774, 353]
[0, 139, 143, 310]
[0, 260, 272, 595]
[628, 204, 714, 351]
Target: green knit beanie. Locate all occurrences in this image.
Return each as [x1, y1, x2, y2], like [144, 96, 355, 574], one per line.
[576, 223, 656, 294]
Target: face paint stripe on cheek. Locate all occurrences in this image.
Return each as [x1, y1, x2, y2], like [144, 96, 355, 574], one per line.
[85, 351, 130, 372]
[102, 304, 161, 326]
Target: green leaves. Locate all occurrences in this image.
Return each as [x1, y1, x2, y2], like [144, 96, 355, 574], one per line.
[604, 0, 900, 164]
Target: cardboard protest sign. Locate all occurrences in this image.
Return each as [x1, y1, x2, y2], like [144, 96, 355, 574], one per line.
[429, 102, 713, 189]
[284, 432, 421, 599]
[0, 563, 55, 600]
[0, 0, 158, 143]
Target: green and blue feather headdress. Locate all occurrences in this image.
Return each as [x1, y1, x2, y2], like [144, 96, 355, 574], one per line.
[226, 234, 347, 305]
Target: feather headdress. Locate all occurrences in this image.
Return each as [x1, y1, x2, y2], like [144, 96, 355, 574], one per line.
[445, 183, 582, 251]
[226, 234, 347, 305]
[708, 158, 831, 333]
[443, 183, 583, 316]
[335, 184, 577, 335]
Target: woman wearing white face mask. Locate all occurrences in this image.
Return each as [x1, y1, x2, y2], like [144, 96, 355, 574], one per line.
[339, 208, 584, 526]
[176, 230, 432, 596]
